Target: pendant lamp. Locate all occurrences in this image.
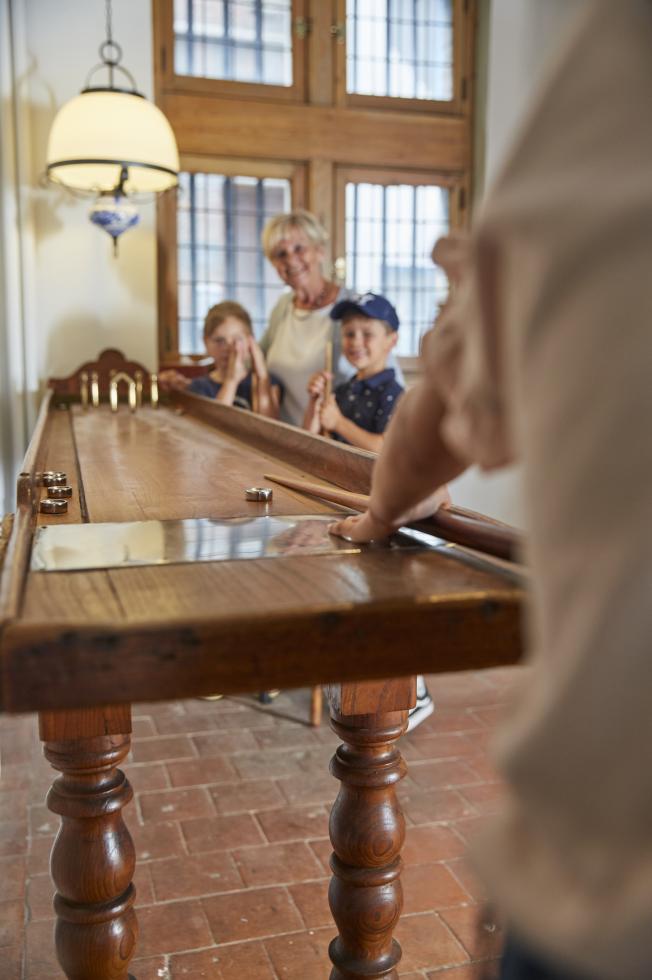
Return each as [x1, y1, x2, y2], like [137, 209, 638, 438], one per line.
[46, 0, 179, 254]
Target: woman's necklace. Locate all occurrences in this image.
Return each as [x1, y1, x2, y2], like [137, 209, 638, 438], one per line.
[293, 281, 334, 318]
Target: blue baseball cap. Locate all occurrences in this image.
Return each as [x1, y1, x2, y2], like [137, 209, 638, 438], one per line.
[330, 292, 400, 331]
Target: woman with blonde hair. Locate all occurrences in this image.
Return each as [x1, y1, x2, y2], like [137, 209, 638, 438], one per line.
[260, 208, 401, 426]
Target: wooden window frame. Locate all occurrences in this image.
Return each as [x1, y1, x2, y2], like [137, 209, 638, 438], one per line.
[154, 1, 477, 362]
[158, 156, 307, 362]
[333, 165, 467, 264]
[154, 0, 309, 104]
[333, 165, 467, 359]
[333, 0, 472, 116]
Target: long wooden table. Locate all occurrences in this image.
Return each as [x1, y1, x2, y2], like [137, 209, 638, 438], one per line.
[0, 390, 523, 979]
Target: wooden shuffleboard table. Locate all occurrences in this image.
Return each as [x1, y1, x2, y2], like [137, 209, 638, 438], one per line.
[0, 378, 523, 980]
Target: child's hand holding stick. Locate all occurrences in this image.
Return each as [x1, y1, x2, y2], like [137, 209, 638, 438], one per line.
[321, 341, 333, 437]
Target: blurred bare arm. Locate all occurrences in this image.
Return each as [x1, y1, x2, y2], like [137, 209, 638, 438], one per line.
[329, 374, 463, 541]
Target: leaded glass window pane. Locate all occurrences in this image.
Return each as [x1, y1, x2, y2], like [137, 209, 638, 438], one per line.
[177, 172, 291, 352]
[345, 181, 450, 357]
[347, 0, 454, 102]
[173, 0, 293, 86]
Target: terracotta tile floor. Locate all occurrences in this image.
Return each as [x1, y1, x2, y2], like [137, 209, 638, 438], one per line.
[0, 667, 524, 979]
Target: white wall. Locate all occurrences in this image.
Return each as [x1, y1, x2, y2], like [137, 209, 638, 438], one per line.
[0, 0, 39, 512]
[448, 0, 589, 525]
[484, 0, 589, 185]
[25, 0, 157, 380]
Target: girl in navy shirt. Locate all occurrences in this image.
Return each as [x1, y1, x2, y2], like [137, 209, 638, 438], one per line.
[161, 301, 283, 417]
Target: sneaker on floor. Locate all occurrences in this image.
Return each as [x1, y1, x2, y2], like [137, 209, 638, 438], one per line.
[407, 692, 435, 733]
[258, 690, 281, 704]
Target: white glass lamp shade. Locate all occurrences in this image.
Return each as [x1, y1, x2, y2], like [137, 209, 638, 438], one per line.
[46, 90, 179, 194]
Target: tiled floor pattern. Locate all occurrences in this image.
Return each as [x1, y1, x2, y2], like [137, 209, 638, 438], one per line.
[0, 667, 524, 979]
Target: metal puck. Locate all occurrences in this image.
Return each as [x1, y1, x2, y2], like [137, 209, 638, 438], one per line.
[39, 498, 68, 515]
[40, 471, 67, 487]
[244, 486, 273, 502]
[47, 485, 73, 499]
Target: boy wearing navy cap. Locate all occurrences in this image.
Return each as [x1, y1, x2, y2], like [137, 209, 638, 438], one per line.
[303, 292, 404, 452]
[304, 292, 434, 731]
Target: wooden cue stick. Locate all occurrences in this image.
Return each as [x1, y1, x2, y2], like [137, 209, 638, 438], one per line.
[251, 373, 260, 414]
[265, 473, 368, 510]
[321, 340, 334, 438]
[263, 472, 521, 563]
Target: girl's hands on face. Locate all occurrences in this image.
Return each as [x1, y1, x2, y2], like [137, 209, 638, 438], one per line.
[247, 336, 269, 378]
[225, 337, 249, 384]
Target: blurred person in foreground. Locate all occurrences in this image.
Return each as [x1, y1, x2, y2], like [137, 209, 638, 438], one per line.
[331, 2, 652, 978]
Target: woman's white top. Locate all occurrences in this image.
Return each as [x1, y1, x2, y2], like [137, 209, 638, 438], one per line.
[260, 288, 355, 426]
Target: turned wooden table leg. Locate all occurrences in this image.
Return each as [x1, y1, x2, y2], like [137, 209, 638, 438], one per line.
[327, 678, 414, 980]
[39, 705, 138, 980]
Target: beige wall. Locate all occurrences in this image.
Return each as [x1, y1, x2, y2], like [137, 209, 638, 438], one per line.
[24, 0, 158, 380]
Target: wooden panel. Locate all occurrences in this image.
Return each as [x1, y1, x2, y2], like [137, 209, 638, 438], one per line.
[308, 0, 336, 105]
[0, 508, 31, 631]
[4, 586, 521, 711]
[172, 393, 376, 494]
[180, 155, 301, 179]
[308, 160, 335, 268]
[21, 542, 518, 625]
[333, 0, 347, 107]
[21, 570, 125, 625]
[34, 409, 85, 526]
[160, 94, 469, 172]
[0, 391, 53, 629]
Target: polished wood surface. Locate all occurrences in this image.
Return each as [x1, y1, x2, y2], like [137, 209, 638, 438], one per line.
[1, 403, 521, 712]
[0, 392, 523, 979]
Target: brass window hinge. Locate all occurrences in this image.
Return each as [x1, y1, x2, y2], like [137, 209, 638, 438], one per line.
[330, 22, 346, 43]
[293, 17, 312, 39]
[333, 256, 347, 282]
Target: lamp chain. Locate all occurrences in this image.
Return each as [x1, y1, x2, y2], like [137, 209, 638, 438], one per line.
[105, 0, 113, 45]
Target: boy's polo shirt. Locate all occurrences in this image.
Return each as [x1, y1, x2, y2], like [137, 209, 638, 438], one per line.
[333, 368, 404, 442]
